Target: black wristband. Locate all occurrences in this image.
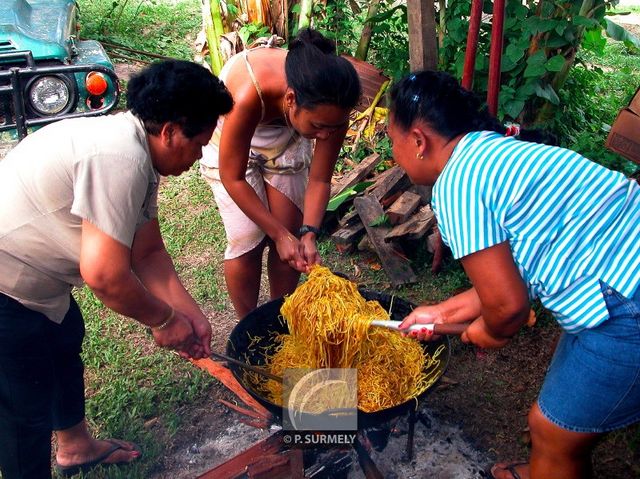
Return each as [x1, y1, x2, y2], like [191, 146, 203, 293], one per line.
[298, 224, 322, 238]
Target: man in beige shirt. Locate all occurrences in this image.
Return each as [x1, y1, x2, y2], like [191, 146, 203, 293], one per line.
[0, 60, 232, 479]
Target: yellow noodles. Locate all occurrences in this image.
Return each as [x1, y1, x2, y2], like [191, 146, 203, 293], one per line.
[256, 265, 445, 413]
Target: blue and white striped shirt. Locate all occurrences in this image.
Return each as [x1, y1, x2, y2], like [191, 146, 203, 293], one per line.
[432, 131, 640, 332]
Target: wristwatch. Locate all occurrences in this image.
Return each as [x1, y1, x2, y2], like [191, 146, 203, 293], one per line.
[298, 224, 322, 238]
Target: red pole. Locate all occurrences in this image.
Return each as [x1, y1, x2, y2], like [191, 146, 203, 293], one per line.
[461, 0, 483, 90]
[487, 0, 506, 116]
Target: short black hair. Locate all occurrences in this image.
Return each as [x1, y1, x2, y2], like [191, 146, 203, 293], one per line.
[127, 60, 233, 138]
[285, 28, 361, 111]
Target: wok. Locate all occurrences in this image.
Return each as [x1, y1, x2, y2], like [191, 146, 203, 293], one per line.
[225, 289, 450, 429]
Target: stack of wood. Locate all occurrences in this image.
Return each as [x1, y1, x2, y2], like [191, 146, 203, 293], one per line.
[324, 153, 439, 287]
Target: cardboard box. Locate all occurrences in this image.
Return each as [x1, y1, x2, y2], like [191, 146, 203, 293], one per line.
[606, 87, 640, 164]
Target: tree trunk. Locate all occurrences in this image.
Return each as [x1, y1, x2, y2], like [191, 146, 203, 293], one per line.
[354, 0, 381, 61]
[270, 0, 289, 39]
[438, 0, 446, 51]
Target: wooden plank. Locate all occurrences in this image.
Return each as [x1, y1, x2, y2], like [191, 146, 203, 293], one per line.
[354, 195, 417, 286]
[407, 0, 438, 70]
[196, 432, 285, 479]
[330, 221, 365, 254]
[367, 166, 410, 202]
[409, 184, 432, 205]
[289, 449, 305, 479]
[190, 358, 271, 420]
[338, 208, 359, 227]
[385, 205, 436, 242]
[246, 453, 292, 478]
[387, 191, 422, 225]
[330, 153, 381, 198]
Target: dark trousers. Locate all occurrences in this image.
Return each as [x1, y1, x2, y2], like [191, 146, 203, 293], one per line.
[0, 293, 85, 479]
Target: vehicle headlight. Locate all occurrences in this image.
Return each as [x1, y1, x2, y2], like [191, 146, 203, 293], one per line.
[28, 76, 71, 115]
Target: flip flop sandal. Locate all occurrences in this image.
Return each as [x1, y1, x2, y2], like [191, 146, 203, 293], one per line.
[489, 461, 528, 479]
[55, 439, 141, 477]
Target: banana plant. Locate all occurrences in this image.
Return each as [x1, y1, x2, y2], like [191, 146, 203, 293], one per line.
[201, 0, 225, 74]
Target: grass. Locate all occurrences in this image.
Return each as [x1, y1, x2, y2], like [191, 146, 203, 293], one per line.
[78, 0, 202, 61]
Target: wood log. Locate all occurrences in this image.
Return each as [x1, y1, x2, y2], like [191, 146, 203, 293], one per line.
[385, 205, 436, 242]
[196, 432, 285, 479]
[407, 0, 438, 70]
[366, 165, 411, 202]
[387, 191, 422, 225]
[190, 358, 271, 421]
[409, 184, 432, 205]
[354, 195, 417, 286]
[330, 153, 381, 198]
[330, 221, 365, 254]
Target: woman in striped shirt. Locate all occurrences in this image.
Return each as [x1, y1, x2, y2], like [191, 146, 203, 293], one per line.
[392, 71, 640, 479]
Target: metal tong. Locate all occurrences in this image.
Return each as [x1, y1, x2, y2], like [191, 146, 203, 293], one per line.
[370, 320, 468, 335]
[210, 351, 283, 383]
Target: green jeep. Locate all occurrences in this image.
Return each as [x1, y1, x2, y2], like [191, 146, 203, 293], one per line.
[0, 0, 119, 140]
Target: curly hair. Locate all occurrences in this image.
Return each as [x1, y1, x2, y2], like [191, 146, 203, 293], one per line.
[285, 28, 361, 111]
[127, 60, 233, 138]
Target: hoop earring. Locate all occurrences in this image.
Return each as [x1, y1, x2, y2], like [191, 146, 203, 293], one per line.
[416, 153, 424, 160]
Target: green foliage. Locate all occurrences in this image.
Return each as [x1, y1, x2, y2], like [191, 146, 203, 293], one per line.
[604, 18, 640, 52]
[362, 0, 410, 80]
[78, 0, 201, 60]
[438, 0, 638, 125]
[327, 181, 374, 211]
[369, 213, 391, 227]
[372, 135, 393, 160]
[550, 41, 640, 174]
[313, 0, 410, 79]
[313, 0, 360, 54]
[239, 22, 271, 47]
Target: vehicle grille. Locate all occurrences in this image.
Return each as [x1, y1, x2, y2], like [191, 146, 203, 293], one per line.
[0, 41, 16, 54]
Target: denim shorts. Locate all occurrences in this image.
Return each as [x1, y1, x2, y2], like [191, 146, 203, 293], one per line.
[538, 282, 640, 433]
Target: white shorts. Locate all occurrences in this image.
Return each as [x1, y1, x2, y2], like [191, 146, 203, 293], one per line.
[200, 143, 311, 259]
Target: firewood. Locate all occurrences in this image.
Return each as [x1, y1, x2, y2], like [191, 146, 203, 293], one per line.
[386, 191, 422, 225]
[366, 165, 411, 203]
[385, 205, 435, 242]
[331, 221, 365, 254]
[409, 184, 432, 205]
[354, 195, 417, 286]
[330, 153, 381, 198]
[196, 432, 286, 479]
[338, 208, 360, 227]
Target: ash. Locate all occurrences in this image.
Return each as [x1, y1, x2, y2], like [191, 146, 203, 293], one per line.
[152, 407, 489, 478]
[352, 410, 489, 479]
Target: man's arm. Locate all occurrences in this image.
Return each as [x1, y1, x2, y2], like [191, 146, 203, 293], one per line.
[79, 219, 211, 358]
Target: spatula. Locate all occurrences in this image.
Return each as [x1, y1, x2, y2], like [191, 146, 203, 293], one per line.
[370, 320, 468, 335]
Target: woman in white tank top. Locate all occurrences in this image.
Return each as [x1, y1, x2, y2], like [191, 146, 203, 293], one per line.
[200, 29, 361, 319]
